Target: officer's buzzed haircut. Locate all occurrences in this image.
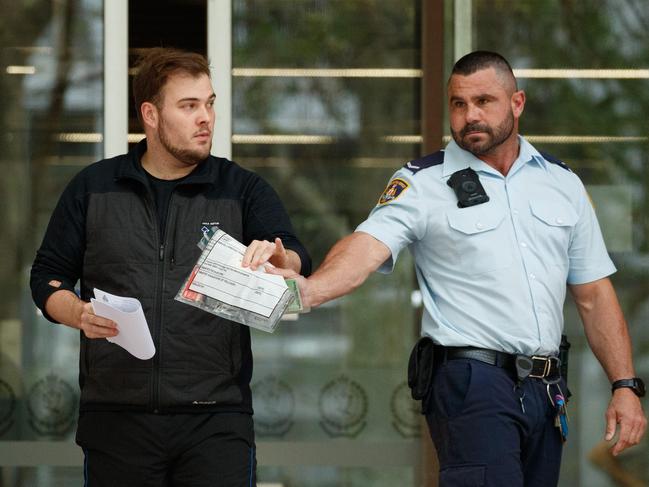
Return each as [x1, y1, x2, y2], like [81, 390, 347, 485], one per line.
[451, 50, 518, 92]
[132, 47, 211, 125]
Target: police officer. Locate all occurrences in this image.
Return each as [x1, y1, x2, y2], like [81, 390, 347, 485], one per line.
[272, 51, 647, 486]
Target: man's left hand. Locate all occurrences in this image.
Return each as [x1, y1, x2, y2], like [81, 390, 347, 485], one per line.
[605, 388, 647, 456]
[242, 238, 288, 271]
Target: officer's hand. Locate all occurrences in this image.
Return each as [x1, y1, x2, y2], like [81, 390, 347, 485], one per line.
[605, 388, 647, 456]
[242, 238, 288, 271]
[76, 301, 119, 339]
[265, 267, 312, 308]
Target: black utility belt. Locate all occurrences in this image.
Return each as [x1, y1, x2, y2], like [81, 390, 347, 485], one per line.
[408, 338, 568, 412]
[438, 345, 562, 383]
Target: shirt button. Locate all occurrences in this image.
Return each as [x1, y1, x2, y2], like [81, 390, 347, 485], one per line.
[476, 222, 484, 230]
[530, 273, 536, 280]
[556, 217, 564, 224]
[513, 210, 519, 215]
[521, 242, 527, 248]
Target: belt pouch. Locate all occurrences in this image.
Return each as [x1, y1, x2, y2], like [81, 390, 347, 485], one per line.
[407, 336, 435, 400]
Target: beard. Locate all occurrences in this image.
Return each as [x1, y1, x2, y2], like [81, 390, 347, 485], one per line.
[452, 110, 515, 156]
[158, 117, 211, 166]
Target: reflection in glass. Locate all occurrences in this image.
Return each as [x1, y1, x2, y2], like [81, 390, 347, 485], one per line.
[232, 1, 423, 484]
[453, 1, 649, 485]
[0, 0, 103, 449]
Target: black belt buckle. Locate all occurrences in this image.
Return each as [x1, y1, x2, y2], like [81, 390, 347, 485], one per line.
[538, 356, 562, 384]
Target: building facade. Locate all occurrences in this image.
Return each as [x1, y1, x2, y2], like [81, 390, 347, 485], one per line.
[1, 1, 648, 485]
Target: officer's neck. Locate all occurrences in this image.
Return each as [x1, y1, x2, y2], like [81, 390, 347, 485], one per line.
[476, 135, 520, 177]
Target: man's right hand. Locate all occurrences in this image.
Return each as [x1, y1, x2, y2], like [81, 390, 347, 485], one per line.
[45, 289, 119, 338]
[76, 300, 119, 339]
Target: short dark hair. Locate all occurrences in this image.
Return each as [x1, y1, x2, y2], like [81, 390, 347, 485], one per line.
[132, 47, 211, 125]
[451, 50, 517, 90]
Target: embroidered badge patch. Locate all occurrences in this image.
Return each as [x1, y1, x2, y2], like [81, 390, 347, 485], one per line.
[378, 178, 409, 205]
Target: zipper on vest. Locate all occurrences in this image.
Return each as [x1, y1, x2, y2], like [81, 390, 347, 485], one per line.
[152, 192, 176, 412]
[141, 188, 163, 413]
[152, 247, 165, 412]
[168, 206, 179, 269]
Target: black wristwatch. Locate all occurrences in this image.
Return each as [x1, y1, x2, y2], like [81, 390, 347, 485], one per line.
[611, 378, 646, 397]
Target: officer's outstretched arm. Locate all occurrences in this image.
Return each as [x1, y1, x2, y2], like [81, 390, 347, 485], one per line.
[269, 231, 391, 308]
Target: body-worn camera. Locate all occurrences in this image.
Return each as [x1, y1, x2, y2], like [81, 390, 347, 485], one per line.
[447, 168, 489, 208]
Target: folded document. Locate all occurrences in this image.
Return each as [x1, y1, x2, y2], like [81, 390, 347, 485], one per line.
[91, 288, 156, 360]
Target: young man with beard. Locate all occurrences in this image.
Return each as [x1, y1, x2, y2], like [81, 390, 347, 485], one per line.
[30, 47, 311, 486]
[271, 51, 646, 486]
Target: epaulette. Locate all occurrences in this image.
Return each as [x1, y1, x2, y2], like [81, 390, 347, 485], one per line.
[539, 151, 572, 172]
[403, 150, 445, 174]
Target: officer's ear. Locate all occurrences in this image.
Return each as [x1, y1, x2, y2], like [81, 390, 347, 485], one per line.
[140, 102, 159, 130]
[511, 90, 526, 118]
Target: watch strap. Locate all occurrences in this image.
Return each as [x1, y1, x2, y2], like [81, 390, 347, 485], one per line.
[611, 378, 645, 397]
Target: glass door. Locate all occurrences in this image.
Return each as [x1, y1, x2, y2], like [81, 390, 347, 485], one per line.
[0, 0, 105, 485]
[447, 1, 649, 486]
[226, 1, 425, 485]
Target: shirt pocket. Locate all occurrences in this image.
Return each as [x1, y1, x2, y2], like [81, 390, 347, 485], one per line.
[446, 204, 513, 275]
[529, 199, 578, 266]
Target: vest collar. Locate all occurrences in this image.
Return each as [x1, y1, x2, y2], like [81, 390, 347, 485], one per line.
[115, 138, 221, 187]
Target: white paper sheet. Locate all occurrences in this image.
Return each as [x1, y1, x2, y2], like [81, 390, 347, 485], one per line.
[91, 288, 156, 360]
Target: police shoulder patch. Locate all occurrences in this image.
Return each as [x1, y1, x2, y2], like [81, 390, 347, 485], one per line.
[378, 178, 409, 205]
[403, 150, 445, 174]
[539, 151, 571, 172]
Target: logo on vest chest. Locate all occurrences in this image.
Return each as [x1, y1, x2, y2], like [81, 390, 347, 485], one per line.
[199, 222, 220, 250]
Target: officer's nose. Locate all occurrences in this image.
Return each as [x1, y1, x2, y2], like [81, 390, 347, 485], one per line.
[465, 103, 481, 124]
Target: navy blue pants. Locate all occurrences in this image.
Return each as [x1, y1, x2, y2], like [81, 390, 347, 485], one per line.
[425, 359, 565, 487]
[76, 411, 256, 487]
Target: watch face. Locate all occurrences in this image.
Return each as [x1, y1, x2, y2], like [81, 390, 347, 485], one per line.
[635, 378, 646, 397]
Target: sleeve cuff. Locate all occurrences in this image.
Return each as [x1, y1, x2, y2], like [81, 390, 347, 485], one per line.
[567, 261, 617, 285]
[353, 228, 398, 274]
[33, 279, 77, 324]
[284, 244, 312, 277]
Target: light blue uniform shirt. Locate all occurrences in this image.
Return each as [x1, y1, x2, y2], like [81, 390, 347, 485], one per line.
[356, 136, 616, 356]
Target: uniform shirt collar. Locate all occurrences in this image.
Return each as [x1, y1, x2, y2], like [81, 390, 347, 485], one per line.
[441, 135, 546, 178]
[518, 135, 547, 169]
